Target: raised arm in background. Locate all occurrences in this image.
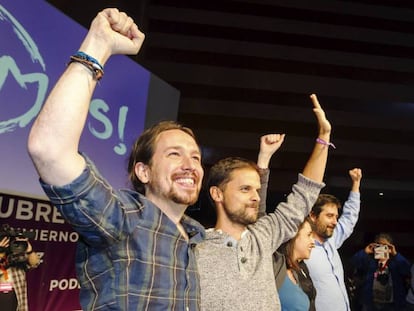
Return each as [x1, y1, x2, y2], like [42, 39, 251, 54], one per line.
[301, 94, 332, 183]
[257, 133, 285, 217]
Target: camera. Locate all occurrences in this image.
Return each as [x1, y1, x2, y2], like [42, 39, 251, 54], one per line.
[0, 224, 35, 269]
[374, 244, 389, 260]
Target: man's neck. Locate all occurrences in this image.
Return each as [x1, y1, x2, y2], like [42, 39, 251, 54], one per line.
[146, 195, 188, 239]
[161, 205, 189, 241]
[313, 233, 326, 244]
[215, 220, 246, 240]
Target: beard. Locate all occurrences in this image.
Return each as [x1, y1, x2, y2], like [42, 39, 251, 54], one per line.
[224, 204, 258, 226]
[169, 187, 199, 206]
[315, 222, 335, 240]
[147, 176, 200, 206]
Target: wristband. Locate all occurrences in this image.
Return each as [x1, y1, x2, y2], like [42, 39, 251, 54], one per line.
[316, 137, 336, 149]
[74, 51, 104, 71]
[69, 51, 104, 81]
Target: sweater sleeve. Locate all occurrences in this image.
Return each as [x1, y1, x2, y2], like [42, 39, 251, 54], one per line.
[253, 174, 325, 251]
[258, 168, 270, 218]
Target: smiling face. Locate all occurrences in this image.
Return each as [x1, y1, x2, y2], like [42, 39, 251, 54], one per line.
[293, 221, 315, 261]
[312, 203, 339, 242]
[218, 167, 261, 226]
[138, 129, 204, 209]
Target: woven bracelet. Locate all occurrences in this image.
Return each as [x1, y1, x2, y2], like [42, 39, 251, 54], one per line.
[316, 137, 336, 149]
[74, 51, 103, 70]
[69, 51, 104, 81]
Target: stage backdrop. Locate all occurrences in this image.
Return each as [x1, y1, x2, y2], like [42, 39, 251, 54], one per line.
[0, 1, 179, 310]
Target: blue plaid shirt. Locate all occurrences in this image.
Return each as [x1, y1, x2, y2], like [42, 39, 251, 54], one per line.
[41, 155, 205, 311]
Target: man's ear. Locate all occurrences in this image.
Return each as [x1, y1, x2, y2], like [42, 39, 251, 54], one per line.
[209, 186, 223, 203]
[134, 162, 150, 184]
[309, 211, 317, 223]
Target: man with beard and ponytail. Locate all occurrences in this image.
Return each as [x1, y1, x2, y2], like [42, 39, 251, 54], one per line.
[305, 168, 363, 311]
[195, 94, 333, 311]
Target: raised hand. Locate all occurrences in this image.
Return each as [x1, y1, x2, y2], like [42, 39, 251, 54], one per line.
[349, 168, 362, 183]
[257, 134, 285, 169]
[300, 94, 331, 182]
[349, 168, 362, 192]
[82, 8, 145, 60]
[310, 94, 331, 136]
[364, 242, 377, 254]
[382, 241, 397, 257]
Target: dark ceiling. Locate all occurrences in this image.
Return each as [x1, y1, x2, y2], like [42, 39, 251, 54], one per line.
[47, 0, 414, 260]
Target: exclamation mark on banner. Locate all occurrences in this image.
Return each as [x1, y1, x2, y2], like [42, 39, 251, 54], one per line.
[114, 106, 129, 155]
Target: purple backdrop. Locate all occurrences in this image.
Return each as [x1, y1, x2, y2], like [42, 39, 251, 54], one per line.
[0, 1, 177, 310]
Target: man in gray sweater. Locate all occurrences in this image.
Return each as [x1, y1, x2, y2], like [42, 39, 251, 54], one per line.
[195, 94, 333, 311]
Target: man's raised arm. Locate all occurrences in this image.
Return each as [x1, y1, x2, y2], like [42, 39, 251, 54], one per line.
[301, 94, 332, 183]
[27, 8, 145, 186]
[257, 133, 285, 217]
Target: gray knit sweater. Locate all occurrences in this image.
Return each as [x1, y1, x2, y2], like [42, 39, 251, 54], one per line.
[195, 173, 324, 311]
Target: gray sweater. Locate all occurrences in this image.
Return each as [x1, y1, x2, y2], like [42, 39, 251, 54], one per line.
[195, 173, 324, 311]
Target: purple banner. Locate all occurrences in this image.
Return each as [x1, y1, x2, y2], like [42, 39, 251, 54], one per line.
[0, 0, 151, 195]
[1, 192, 81, 310]
[1, 1, 178, 310]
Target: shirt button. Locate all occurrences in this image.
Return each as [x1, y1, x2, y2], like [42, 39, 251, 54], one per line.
[227, 241, 233, 247]
[241, 257, 247, 264]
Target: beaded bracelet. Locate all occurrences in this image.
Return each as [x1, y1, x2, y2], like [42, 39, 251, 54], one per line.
[316, 137, 336, 149]
[69, 51, 104, 81]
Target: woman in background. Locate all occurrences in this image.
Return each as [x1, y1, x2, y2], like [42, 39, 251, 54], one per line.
[275, 217, 317, 311]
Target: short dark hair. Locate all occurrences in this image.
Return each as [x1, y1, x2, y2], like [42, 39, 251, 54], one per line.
[311, 194, 342, 217]
[207, 157, 259, 205]
[127, 121, 199, 193]
[374, 232, 393, 244]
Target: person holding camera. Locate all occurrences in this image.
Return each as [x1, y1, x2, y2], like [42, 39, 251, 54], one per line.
[0, 236, 40, 311]
[350, 233, 411, 311]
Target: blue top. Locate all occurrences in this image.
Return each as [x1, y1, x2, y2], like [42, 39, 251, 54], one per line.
[41, 154, 205, 311]
[279, 274, 310, 311]
[305, 191, 360, 311]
